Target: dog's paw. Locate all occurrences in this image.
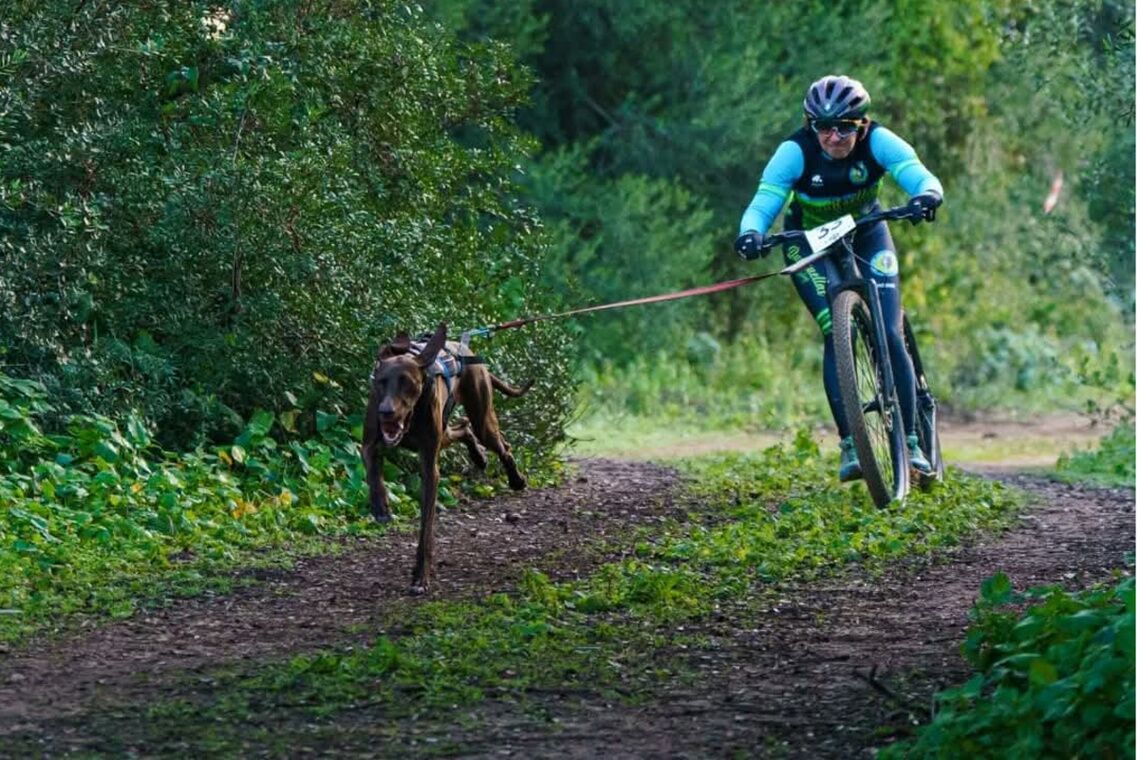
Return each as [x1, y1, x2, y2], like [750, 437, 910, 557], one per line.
[371, 510, 393, 524]
[508, 474, 527, 491]
[408, 583, 428, 596]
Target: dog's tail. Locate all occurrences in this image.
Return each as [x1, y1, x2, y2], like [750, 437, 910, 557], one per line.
[491, 374, 533, 398]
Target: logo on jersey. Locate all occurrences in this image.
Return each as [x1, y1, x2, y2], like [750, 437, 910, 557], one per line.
[869, 251, 899, 277]
[810, 174, 824, 188]
[849, 161, 868, 185]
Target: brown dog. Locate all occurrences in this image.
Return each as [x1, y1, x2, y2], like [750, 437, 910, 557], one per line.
[361, 322, 530, 593]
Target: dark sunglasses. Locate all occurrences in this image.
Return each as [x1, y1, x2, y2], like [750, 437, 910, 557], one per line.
[810, 118, 862, 137]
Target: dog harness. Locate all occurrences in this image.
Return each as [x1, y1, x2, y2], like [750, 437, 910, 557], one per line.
[409, 340, 484, 421]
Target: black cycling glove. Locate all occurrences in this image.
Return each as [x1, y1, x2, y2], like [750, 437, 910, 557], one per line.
[908, 190, 943, 222]
[735, 230, 767, 261]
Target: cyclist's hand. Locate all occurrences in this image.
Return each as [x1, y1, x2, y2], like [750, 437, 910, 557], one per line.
[908, 190, 943, 223]
[735, 230, 767, 261]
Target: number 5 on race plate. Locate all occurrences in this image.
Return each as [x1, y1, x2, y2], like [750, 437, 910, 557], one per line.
[803, 214, 856, 254]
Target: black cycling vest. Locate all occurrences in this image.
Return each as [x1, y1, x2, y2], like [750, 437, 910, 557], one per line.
[786, 121, 887, 229]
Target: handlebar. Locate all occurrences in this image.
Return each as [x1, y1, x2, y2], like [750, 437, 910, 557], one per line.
[759, 202, 925, 253]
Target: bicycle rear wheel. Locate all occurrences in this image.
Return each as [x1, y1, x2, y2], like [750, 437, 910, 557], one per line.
[833, 290, 908, 507]
[903, 315, 945, 486]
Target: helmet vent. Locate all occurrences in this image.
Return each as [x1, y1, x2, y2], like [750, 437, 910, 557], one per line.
[803, 75, 871, 120]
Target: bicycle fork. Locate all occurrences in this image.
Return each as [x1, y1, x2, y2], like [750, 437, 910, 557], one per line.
[833, 250, 899, 422]
[837, 250, 913, 495]
[864, 280, 899, 419]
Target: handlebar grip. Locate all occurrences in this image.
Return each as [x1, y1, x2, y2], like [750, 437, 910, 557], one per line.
[761, 230, 803, 249]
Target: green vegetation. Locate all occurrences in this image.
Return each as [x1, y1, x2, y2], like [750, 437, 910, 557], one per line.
[1, 1, 574, 451]
[0, 371, 548, 643]
[566, 332, 1128, 459]
[0, 368, 364, 640]
[0, 2, 1132, 754]
[573, 333, 831, 433]
[3, 1, 1131, 450]
[435, 0, 1134, 426]
[1056, 418, 1136, 487]
[24, 439, 1021, 752]
[880, 570, 1135, 759]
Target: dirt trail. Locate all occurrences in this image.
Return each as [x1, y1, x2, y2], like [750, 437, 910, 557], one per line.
[467, 473, 1133, 759]
[0, 459, 685, 733]
[0, 426, 1133, 757]
[592, 412, 1107, 467]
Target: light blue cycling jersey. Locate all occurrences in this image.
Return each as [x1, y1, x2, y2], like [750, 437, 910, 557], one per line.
[739, 124, 943, 235]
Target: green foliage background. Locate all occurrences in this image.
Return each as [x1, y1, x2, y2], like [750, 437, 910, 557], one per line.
[432, 0, 1134, 422]
[0, 6, 1132, 751]
[0, 1, 573, 451]
[0, 1, 1135, 442]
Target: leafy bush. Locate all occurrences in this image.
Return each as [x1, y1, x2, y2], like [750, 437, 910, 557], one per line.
[880, 571, 1135, 759]
[952, 326, 1069, 393]
[0, 1, 573, 450]
[524, 145, 718, 362]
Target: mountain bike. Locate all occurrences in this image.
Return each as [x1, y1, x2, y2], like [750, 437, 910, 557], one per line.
[758, 203, 945, 507]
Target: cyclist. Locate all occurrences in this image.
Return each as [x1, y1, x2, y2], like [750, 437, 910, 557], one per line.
[735, 74, 942, 482]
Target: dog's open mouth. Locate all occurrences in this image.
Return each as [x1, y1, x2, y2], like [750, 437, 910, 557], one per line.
[380, 418, 406, 445]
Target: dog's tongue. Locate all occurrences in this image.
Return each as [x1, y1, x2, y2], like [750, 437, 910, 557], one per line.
[381, 420, 403, 441]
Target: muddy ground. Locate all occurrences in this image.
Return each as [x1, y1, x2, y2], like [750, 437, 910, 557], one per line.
[0, 446, 1133, 757]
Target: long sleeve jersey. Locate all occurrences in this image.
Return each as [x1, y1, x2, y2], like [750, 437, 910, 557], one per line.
[739, 122, 943, 235]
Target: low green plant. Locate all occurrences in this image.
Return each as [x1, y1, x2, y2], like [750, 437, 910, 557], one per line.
[879, 570, 1135, 759]
[569, 328, 1135, 453]
[573, 332, 831, 434]
[0, 372, 545, 642]
[1055, 418, 1136, 487]
[671, 431, 1023, 587]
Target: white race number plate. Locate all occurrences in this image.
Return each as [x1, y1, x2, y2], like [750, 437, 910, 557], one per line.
[803, 214, 856, 254]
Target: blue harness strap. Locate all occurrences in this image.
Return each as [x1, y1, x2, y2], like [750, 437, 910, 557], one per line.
[410, 340, 484, 421]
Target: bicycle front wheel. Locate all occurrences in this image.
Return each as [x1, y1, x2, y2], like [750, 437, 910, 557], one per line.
[833, 290, 908, 507]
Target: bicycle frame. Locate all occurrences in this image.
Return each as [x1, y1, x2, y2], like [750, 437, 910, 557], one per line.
[768, 205, 919, 403]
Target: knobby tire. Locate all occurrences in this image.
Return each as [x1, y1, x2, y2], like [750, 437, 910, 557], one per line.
[833, 290, 908, 507]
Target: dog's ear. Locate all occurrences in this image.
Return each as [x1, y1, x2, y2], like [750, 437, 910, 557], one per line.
[415, 322, 448, 369]
[378, 332, 412, 360]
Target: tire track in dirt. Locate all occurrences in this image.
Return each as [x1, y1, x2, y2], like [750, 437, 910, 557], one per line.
[426, 472, 1133, 759]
